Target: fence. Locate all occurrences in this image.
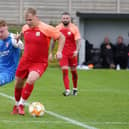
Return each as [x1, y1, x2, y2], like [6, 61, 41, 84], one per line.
[0, 0, 129, 25]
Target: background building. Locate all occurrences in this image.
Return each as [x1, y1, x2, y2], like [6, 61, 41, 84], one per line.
[1, 0, 129, 64]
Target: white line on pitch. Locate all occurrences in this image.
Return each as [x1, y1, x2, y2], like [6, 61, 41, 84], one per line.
[0, 92, 98, 129]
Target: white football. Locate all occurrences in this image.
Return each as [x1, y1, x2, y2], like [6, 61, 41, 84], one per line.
[28, 102, 45, 117]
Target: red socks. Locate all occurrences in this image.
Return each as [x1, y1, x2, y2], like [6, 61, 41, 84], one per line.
[21, 83, 34, 100]
[15, 87, 23, 102]
[71, 70, 78, 88]
[62, 69, 78, 90]
[14, 83, 34, 106]
[62, 69, 69, 90]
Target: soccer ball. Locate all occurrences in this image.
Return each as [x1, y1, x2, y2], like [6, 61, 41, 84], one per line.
[28, 102, 45, 117]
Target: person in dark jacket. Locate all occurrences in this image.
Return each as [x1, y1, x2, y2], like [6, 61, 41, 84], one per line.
[115, 36, 128, 69]
[127, 44, 129, 69]
[100, 36, 115, 68]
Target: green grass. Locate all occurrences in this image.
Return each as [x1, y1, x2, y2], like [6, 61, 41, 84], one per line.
[0, 68, 129, 129]
[8, 25, 22, 34]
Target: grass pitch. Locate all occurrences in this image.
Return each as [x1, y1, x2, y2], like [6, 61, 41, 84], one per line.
[0, 68, 129, 129]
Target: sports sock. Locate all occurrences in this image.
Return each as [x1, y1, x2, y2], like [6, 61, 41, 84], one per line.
[14, 87, 23, 106]
[18, 97, 26, 106]
[62, 69, 70, 90]
[71, 70, 78, 88]
[21, 83, 34, 100]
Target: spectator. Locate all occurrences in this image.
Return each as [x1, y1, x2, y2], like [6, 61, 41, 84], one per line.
[100, 37, 115, 68]
[127, 44, 129, 69]
[115, 36, 128, 69]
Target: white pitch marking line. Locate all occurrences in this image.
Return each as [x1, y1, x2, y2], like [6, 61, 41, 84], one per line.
[0, 92, 98, 129]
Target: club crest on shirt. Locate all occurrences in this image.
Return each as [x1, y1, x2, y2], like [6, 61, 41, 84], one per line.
[67, 31, 71, 36]
[36, 32, 40, 36]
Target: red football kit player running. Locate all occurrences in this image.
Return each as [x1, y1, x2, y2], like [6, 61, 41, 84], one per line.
[49, 12, 81, 96]
[12, 8, 65, 115]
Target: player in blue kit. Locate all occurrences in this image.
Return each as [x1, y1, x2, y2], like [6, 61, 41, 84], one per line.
[0, 20, 24, 86]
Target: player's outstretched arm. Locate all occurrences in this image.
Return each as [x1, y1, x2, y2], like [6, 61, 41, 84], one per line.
[11, 33, 24, 50]
[16, 32, 23, 41]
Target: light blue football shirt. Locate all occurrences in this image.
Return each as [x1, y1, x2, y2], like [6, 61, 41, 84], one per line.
[0, 33, 21, 86]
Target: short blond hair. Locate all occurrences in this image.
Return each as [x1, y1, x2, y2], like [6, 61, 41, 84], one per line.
[0, 20, 7, 27]
[25, 8, 37, 16]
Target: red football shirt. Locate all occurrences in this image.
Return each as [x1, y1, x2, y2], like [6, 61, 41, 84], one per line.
[22, 21, 61, 63]
[56, 23, 81, 56]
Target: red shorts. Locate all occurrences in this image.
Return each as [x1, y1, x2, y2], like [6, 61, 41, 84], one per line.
[16, 58, 48, 79]
[59, 55, 77, 67]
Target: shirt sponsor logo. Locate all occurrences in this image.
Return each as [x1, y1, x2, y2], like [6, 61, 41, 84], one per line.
[0, 50, 9, 57]
[36, 32, 40, 37]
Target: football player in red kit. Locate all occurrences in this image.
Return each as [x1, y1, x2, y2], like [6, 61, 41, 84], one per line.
[12, 8, 65, 115]
[49, 12, 81, 96]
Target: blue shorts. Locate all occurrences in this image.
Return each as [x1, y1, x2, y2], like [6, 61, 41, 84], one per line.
[0, 71, 15, 86]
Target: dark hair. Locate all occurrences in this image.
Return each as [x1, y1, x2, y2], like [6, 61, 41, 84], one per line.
[62, 12, 70, 16]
